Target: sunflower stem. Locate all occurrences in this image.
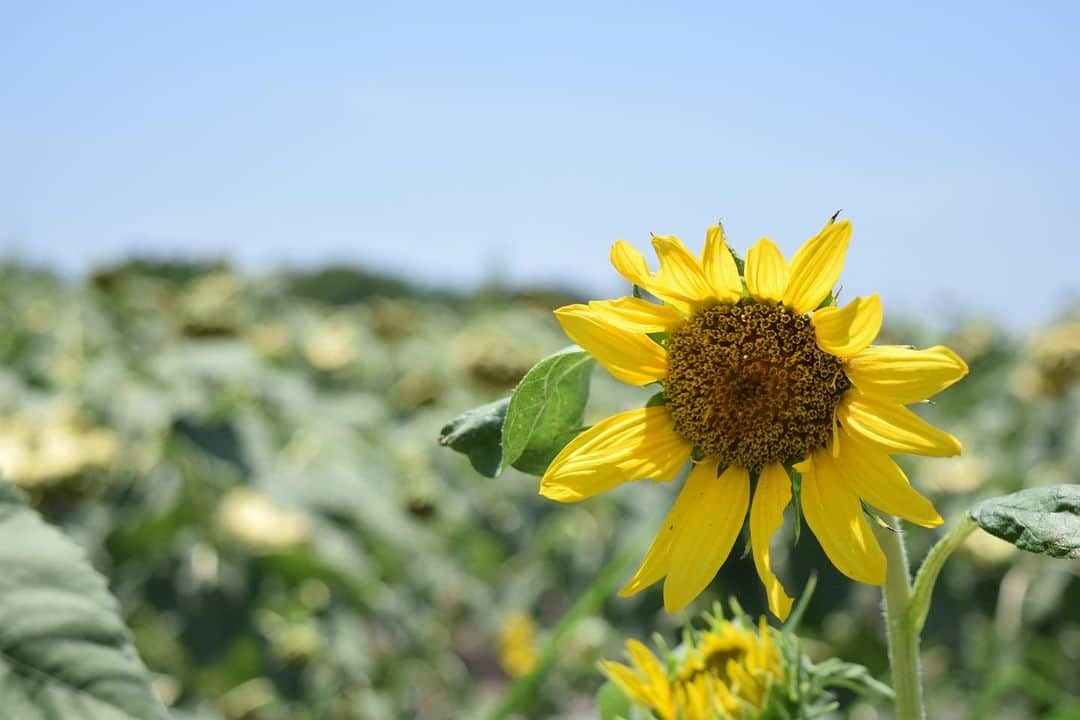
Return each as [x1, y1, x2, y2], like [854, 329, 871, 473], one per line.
[483, 546, 634, 720]
[907, 516, 977, 635]
[872, 517, 925, 720]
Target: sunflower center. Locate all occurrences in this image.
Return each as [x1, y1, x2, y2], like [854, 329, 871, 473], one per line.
[664, 302, 850, 473]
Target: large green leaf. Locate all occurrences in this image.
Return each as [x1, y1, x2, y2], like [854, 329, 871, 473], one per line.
[501, 346, 593, 475]
[0, 480, 166, 719]
[437, 398, 509, 478]
[970, 484, 1080, 559]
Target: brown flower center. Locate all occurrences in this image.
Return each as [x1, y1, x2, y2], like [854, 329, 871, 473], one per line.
[664, 302, 850, 472]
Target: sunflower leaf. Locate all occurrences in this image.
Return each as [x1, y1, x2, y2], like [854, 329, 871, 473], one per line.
[969, 485, 1080, 559]
[596, 681, 632, 720]
[0, 478, 166, 719]
[501, 346, 594, 476]
[438, 398, 509, 477]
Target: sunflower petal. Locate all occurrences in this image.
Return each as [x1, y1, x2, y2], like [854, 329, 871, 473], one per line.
[847, 345, 969, 404]
[611, 240, 652, 288]
[540, 406, 692, 502]
[619, 517, 675, 597]
[813, 294, 883, 358]
[745, 237, 789, 302]
[782, 220, 852, 314]
[798, 452, 886, 585]
[701, 225, 742, 303]
[663, 461, 750, 612]
[649, 235, 716, 305]
[626, 639, 668, 693]
[750, 463, 794, 620]
[586, 297, 685, 334]
[554, 304, 667, 386]
[837, 392, 962, 457]
[836, 428, 943, 527]
[601, 660, 654, 707]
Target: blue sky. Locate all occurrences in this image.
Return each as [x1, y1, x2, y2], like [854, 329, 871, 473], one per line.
[2, 2, 1077, 328]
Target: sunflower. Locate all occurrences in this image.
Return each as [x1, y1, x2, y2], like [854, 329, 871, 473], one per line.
[602, 614, 783, 719]
[539, 219, 968, 619]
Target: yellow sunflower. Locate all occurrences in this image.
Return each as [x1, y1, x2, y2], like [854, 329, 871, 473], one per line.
[539, 219, 968, 619]
[602, 615, 782, 720]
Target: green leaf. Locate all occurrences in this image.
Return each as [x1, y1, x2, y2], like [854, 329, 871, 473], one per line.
[969, 484, 1080, 559]
[437, 398, 509, 478]
[0, 479, 166, 719]
[501, 346, 594, 476]
[596, 681, 632, 720]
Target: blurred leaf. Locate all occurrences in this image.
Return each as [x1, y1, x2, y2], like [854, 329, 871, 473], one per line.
[501, 346, 593, 475]
[969, 484, 1080, 559]
[438, 398, 509, 477]
[596, 681, 632, 720]
[172, 416, 248, 471]
[0, 478, 165, 719]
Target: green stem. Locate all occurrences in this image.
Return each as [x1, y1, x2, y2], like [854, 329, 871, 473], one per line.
[483, 547, 634, 720]
[908, 516, 977, 635]
[871, 517, 925, 720]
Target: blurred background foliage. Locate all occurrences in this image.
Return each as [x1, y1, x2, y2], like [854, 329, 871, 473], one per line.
[0, 260, 1076, 719]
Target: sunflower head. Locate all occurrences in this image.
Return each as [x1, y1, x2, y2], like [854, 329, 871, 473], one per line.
[601, 602, 892, 719]
[540, 218, 969, 619]
[497, 612, 539, 678]
[601, 611, 782, 720]
[665, 302, 850, 472]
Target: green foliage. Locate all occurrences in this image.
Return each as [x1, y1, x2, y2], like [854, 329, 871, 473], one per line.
[0, 260, 1077, 719]
[596, 681, 632, 720]
[970, 484, 1080, 559]
[438, 398, 509, 477]
[440, 346, 594, 477]
[0, 478, 164, 719]
[501, 346, 593, 475]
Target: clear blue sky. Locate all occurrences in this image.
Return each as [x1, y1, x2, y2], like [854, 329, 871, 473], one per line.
[2, 2, 1077, 328]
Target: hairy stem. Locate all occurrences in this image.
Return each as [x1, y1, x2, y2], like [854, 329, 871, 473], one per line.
[872, 517, 925, 720]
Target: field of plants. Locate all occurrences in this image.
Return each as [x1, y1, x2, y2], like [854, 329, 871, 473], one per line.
[0, 260, 1076, 719]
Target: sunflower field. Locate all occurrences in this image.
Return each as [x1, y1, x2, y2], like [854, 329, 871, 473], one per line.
[0, 259, 1077, 720]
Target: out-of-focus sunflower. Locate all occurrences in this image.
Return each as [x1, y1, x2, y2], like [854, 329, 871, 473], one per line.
[602, 614, 782, 719]
[540, 219, 968, 618]
[497, 612, 539, 678]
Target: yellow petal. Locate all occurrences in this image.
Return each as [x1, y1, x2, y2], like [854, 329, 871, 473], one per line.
[836, 428, 943, 527]
[701, 225, 742, 303]
[798, 452, 886, 585]
[649, 235, 716, 306]
[749, 463, 794, 620]
[601, 660, 654, 708]
[663, 460, 749, 612]
[626, 639, 668, 695]
[812, 294, 883, 358]
[586, 297, 685, 334]
[847, 345, 969, 404]
[745, 237, 789, 302]
[540, 406, 692, 503]
[782, 220, 852, 314]
[619, 516, 675, 597]
[610, 240, 652, 288]
[837, 392, 962, 457]
[554, 304, 667, 386]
